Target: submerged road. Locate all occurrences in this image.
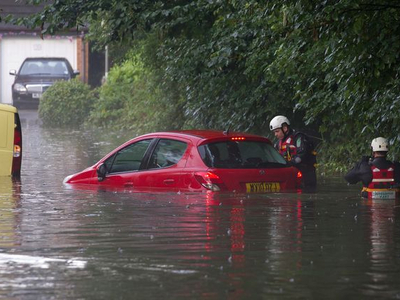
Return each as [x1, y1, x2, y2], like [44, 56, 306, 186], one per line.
[0, 109, 398, 299]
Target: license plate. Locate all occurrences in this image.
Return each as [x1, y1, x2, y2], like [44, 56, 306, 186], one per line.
[32, 93, 42, 98]
[371, 190, 396, 199]
[246, 182, 280, 193]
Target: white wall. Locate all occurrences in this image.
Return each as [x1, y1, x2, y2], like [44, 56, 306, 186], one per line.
[0, 36, 78, 104]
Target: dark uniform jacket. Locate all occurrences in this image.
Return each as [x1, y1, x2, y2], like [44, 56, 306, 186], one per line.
[274, 129, 317, 189]
[344, 156, 400, 187]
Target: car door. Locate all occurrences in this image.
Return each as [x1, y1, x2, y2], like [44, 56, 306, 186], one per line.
[100, 139, 154, 189]
[0, 108, 14, 176]
[145, 138, 189, 191]
[0, 105, 21, 177]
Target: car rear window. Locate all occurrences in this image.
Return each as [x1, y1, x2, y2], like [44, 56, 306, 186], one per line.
[20, 60, 69, 75]
[198, 140, 287, 168]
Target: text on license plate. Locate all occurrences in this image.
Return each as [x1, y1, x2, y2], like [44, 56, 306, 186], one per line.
[32, 93, 42, 98]
[371, 190, 396, 199]
[246, 182, 280, 193]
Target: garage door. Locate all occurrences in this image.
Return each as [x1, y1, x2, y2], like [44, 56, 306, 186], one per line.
[0, 37, 77, 104]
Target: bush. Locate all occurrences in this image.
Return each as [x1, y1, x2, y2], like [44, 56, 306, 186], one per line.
[87, 57, 137, 127]
[39, 79, 96, 127]
[88, 52, 186, 133]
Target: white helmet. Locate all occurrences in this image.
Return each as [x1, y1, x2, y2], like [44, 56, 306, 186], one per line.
[270, 115, 290, 131]
[371, 137, 389, 152]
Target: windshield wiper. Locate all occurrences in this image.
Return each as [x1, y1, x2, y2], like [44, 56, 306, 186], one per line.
[257, 162, 287, 168]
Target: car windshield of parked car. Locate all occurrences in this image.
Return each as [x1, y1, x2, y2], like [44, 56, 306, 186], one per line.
[198, 140, 287, 168]
[148, 139, 187, 169]
[19, 60, 69, 76]
[105, 139, 153, 173]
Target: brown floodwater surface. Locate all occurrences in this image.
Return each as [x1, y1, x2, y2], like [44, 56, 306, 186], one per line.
[0, 110, 399, 299]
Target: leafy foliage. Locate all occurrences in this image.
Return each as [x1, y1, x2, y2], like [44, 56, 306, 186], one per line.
[88, 50, 186, 133]
[39, 79, 95, 127]
[20, 0, 400, 169]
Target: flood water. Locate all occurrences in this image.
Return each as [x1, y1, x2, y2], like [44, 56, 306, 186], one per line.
[0, 110, 400, 299]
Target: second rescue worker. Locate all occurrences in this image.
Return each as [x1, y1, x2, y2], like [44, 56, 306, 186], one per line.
[269, 115, 317, 190]
[344, 137, 400, 199]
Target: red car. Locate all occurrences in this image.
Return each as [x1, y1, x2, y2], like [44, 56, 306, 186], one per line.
[64, 130, 301, 193]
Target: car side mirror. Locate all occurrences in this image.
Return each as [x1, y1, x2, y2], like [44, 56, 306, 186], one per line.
[97, 163, 107, 182]
[9, 70, 16, 76]
[73, 70, 80, 76]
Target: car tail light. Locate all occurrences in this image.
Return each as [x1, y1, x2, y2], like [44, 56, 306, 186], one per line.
[194, 171, 224, 191]
[296, 170, 302, 188]
[11, 114, 22, 177]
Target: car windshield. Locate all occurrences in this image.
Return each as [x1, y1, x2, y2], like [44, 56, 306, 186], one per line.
[19, 60, 68, 75]
[198, 140, 287, 169]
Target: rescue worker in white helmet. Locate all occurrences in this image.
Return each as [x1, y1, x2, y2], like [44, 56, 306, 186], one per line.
[269, 115, 317, 190]
[344, 137, 400, 199]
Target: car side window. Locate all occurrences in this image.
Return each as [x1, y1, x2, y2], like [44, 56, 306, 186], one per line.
[106, 139, 152, 174]
[148, 139, 187, 169]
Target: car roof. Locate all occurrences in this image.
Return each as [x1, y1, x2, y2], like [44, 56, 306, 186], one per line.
[0, 103, 17, 113]
[172, 130, 265, 139]
[23, 57, 69, 61]
[98, 130, 273, 164]
[137, 130, 271, 144]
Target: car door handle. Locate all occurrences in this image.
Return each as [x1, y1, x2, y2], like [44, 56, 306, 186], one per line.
[124, 182, 134, 187]
[163, 179, 175, 185]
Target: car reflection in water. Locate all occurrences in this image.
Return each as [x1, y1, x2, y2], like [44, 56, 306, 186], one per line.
[203, 192, 312, 299]
[60, 188, 309, 298]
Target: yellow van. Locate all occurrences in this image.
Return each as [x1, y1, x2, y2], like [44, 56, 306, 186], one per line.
[0, 104, 22, 177]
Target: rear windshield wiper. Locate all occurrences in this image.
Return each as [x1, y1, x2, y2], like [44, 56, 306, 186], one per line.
[23, 73, 52, 75]
[257, 162, 288, 168]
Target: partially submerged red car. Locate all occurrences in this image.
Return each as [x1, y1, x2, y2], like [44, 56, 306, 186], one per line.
[64, 130, 301, 193]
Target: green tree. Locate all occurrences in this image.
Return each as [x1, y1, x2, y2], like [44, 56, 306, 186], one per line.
[89, 49, 186, 133]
